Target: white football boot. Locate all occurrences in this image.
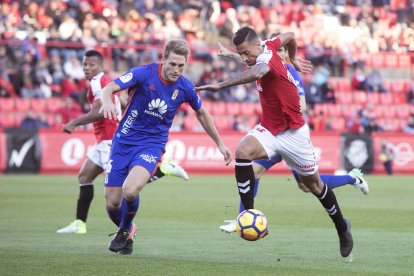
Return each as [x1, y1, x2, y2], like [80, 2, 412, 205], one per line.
[348, 168, 369, 195]
[219, 220, 237, 233]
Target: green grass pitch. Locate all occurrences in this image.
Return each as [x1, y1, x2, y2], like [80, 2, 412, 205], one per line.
[0, 174, 413, 275]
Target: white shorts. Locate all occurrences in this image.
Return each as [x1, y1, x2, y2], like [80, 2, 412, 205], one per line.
[247, 124, 318, 176]
[87, 140, 112, 169]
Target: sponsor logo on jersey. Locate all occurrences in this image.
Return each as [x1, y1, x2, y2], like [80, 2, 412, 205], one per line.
[144, 98, 168, 119]
[121, 109, 138, 134]
[256, 81, 263, 92]
[140, 153, 157, 163]
[171, 89, 179, 100]
[119, 72, 133, 83]
[149, 84, 156, 91]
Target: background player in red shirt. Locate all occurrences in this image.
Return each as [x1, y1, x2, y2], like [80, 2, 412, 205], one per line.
[196, 27, 353, 258]
[57, 50, 189, 235]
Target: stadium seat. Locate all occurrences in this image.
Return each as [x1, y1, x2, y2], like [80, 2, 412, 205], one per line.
[14, 112, 25, 126]
[335, 91, 353, 104]
[393, 93, 407, 104]
[46, 97, 63, 113]
[226, 102, 241, 116]
[366, 92, 379, 104]
[209, 102, 226, 116]
[382, 106, 396, 118]
[341, 104, 358, 117]
[202, 101, 212, 114]
[326, 104, 342, 117]
[398, 54, 412, 67]
[0, 112, 16, 127]
[183, 114, 198, 130]
[239, 102, 256, 115]
[0, 98, 15, 112]
[353, 91, 367, 104]
[329, 117, 345, 132]
[384, 53, 398, 67]
[14, 98, 31, 112]
[390, 81, 405, 94]
[395, 105, 410, 118]
[337, 79, 351, 91]
[31, 99, 47, 113]
[371, 54, 384, 67]
[379, 93, 393, 104]
[213, 115, 231, 131]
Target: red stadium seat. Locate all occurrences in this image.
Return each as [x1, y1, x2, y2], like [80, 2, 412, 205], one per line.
[239, 102, 256, 115]
[46, 97, 63, 113]
[371, 54, 384, 67]
[209, 102, 226, 116]
[14, 98, 31, 112]
[330, 117, 345, 131]
[31, 99, 47, 113]
[0, 98, 15, 112]
[326, 104, 342, 117]
[398, 54, 412, 67]
[390, 81, 405, 94]
[341, 104, 359, 117]
[213, 115, 231, 131]
[353, 91, 367, 104]
[366, 93, 379, 104]
[379, 93, 393, 104]
[337, 79, 351, 91]
[374, 105, 384, 118]
[0, 112, 16, 127]
[382, 105, 396, 118]
[393, 93, 407, 104]
[183, 114, 198, 130]
[395, 105, 410, 118]
[202, 101, 213, 113]
[335, 91, 353, 104]
[384, 53, 398, 67]
[226, 102, 241, 116]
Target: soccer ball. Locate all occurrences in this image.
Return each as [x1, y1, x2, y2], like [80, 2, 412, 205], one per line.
[236, 209, 268, 241]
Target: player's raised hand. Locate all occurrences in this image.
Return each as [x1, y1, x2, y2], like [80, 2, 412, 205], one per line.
[99, 102, 118, 120]
[218, 43, 232, 57]
[218, 144, 232, 166]
[195, 83, 221, 92]
[297, 57, 313, 73]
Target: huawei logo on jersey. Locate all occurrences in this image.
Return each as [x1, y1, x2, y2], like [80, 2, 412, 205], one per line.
[144, 98, 168, 119]
[149, 99, 167, 114]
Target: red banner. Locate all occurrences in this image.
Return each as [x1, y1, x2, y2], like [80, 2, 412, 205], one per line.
[0, 131, 6, 172]
[39, 130, 96, 173]
[373, 133, 414, 173]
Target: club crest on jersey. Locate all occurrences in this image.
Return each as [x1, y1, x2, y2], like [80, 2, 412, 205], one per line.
[119, 72, 133, 83]
[256, 80, 263, 92]
[171, 89, 179, 100]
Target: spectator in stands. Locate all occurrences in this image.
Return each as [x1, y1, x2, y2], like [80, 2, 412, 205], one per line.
[232, 115, 250, 133]
[55, 96, 82, 124]
[366, 69, 387, 93]
[379, 138, 396, 175]
[403, 114, 414, 134]
[20, 110, 50, 129]
[363, 117, 384, 135]
[351, 66, 369, 91]
[407, 82, 414, 104]
[63, 51, 85, 81]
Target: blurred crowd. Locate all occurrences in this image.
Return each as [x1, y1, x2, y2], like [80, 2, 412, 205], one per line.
[0, 0, 413, 133]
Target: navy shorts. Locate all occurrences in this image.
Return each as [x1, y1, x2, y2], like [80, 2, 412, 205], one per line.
[254, 154, 283, 170]
[104, 140, 163, 187]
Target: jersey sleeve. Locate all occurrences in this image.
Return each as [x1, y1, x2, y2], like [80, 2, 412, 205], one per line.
[286, 64, 305, 96]
[90, 78, 104, 101]
[114, 66, 149, 90]
[256, 37, 282, 65]
[184, 81, 202, 111]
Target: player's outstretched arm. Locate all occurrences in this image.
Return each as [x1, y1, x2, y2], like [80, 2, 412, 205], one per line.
[195, 63, 270, 92]
[63, 100, 104, 134]
[195, 106, 232, 165]
[99, 81, 121, 120]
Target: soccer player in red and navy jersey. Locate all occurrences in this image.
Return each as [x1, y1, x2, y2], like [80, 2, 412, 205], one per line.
[196, 27, 353, 258]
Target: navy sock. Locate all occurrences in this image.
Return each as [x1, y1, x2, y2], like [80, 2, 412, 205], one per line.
[107, 199, 125, 227]
[320, 174, 354, 189]
[119, 196, 140, 231]
[239, 178, 259, 213]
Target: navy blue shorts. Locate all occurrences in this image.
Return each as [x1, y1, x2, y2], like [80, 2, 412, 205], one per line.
[104, 140, 163, 187]
[254, 154, 283, 170]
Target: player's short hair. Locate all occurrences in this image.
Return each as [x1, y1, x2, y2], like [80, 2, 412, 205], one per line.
[163, 39, 190, 60]
[233, 27, 259, 46]
[84, 50, 103, 63]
